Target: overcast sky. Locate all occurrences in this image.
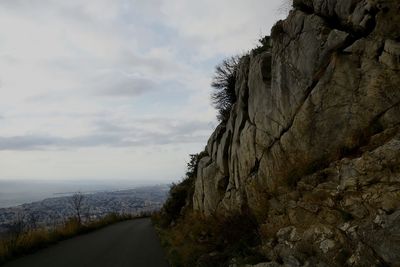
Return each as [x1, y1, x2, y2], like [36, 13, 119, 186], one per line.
[0, 0, 287, 183]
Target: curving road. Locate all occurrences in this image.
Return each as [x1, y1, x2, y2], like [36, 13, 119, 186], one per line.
[4, 218, 169, 267]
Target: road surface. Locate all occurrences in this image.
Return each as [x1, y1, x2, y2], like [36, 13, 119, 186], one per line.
[4, 218, 169, 267]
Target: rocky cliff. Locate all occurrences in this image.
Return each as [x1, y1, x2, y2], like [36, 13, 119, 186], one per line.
[193, 0, 400, 266]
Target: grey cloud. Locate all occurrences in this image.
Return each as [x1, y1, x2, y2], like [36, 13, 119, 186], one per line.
[95, 118, 212, 146]
[0, 119, 212, 151]
[94, 120, 130, 134]
[120, 53, 184, 76]
[25, 92, 71, 104]
[0, 0, 38, 9]
[98, 77, 158, 97]
[0, 134, 135, 150]
[0, 135, 62, 151]
[133, 118, 211, 130]
[0, 55, 20, 65]
[92, 70, 159, 97]
[169, 120, 212, 133]
[46, 50, 184, 80]
[94, 117, 211, 134]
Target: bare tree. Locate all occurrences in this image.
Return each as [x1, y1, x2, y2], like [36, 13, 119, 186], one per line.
[70, 192, 85, 224]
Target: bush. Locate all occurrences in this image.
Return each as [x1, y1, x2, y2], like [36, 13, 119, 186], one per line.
[211, 56, 240, 122]
[160, 177, 195, 227]
[156, 210, 264, 267]
[159, 152, 207, 227]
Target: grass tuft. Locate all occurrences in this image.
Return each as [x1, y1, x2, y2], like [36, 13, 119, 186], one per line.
[0, 212, 150, 265]
[153, 210, 264, 267]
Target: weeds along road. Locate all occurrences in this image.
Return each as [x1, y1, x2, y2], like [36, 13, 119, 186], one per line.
[4, 218, 169, 267]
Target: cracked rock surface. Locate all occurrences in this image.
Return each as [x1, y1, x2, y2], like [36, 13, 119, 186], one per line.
[193, 0, 400, 266]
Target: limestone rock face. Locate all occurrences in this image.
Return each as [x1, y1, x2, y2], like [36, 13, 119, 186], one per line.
[193, 0, 400, 265]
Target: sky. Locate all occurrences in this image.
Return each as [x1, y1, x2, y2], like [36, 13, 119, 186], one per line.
[0, 0, 288, 184]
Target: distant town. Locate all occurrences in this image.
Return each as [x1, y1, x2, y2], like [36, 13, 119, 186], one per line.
[0, 185, 169, 234]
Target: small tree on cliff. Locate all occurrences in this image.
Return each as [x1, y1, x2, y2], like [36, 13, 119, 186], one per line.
[186, 153, 201, 178]
[211, 56, 240, 122]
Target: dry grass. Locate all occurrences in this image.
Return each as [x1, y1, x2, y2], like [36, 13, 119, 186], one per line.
[153, 210, 264, 267]
[0, 213, 148, 265]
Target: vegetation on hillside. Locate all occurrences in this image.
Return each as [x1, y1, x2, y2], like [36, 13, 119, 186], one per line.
[153, 150, 265, 266]
[154, 210, 264, 267]
[0, 211, 149, 265]
[154, 35, 275, 267]
[158, 152, 206, 228]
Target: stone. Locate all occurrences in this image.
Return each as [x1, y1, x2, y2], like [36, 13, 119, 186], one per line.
[319, 239, 335, 253]
[190, 0, 400, 266]
[359, 210, 400, 265]
[277, 226, 297, 243]
[379, 39, 400, 70]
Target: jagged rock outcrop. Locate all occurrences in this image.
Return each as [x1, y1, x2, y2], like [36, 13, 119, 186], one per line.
[193, 0, 400, 266]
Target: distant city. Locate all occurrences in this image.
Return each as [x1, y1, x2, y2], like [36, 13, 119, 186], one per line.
[0, 182, 169, 234]
[0, 179, 170, 208]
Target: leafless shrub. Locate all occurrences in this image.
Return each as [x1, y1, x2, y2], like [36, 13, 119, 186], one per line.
[211, 56, 240, 122]
[70, 192, 85, 225]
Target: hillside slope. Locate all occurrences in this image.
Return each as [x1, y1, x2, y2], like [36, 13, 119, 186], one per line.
[160, 0, 400, 266]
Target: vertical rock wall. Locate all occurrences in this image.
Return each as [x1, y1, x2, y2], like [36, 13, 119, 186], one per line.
[192, 0, 400, 265]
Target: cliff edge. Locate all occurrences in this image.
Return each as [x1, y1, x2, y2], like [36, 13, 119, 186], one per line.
[192, 0, 400, 266]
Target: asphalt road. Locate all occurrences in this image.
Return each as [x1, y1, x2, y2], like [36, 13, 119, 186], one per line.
[4, 218, 169, 267]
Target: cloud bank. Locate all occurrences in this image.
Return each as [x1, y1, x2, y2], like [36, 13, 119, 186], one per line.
[0, 0, 287, 181]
